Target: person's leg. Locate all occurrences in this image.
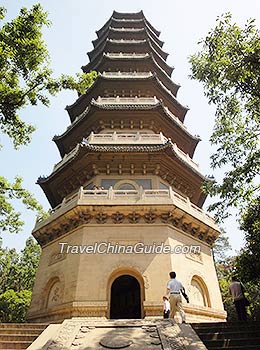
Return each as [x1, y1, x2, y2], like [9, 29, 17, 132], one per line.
[239, 299, 247, 321]
[234, 300, 242, 320]
[176, 295, 186, 323]
[169, 295, 177, 319]
[164, 310, 169, 319]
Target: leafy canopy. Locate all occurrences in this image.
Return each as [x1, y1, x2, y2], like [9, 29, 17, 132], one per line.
[0, 236, 41, 293]
[0, 4, 96, 234]
[236, 199, 260, 283]
[189, 13, 260, 220]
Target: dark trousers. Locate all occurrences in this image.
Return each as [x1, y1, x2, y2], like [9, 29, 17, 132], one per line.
[234, 298, 247, 321]
[163, 310, 170, 319]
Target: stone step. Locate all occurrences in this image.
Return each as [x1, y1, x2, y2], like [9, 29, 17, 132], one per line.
[0, 324, 47, 330]
[0, 335, 37, 342]
[199, 331, 260, 341]
[191, 321, 260, 329]
[204, 337, 260, 348]
[209, 347, 260, 350]
[0, 329, 42, 335]
[192, 324, 260, 334]
[0, 323, 48, 350]
[0, 340, 32, 349]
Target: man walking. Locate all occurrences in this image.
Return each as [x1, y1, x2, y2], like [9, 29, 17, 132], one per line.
[166, 271, 186, 323]
[229, 276, 248, 321]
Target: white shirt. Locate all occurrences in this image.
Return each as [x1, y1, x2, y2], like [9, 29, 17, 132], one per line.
[167, 278, 183, 293]
[164, 299, 170, 312]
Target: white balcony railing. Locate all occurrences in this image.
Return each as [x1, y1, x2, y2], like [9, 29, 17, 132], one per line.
[105, 52, 149, 58]
[101, 71, 153, 78]
[35, 187, 217, 231]
[94, 96, 158, 105]
[85, 132, 167, 145]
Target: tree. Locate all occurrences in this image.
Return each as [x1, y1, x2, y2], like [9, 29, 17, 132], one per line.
[212, 228, 231, 262]
[0, 237, 40, 322]
[0, 289, 32, 323]
[0, 237, 40, 293]
[236, 199, 260, 282]
[189, 13, 260, 221]
[0, 4, 97, 234]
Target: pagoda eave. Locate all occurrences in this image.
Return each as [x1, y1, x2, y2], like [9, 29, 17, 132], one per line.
[82, 52, 174, 81]
[54, 101, 199, 158]
[87, 38, 168, 63]
[66, 75, 187, 122]
[92, 26, 164, 49]
[38, 141, 206, 208]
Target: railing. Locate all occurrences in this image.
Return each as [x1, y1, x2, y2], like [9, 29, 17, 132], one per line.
[108, 38, 146, 44]
[53, 130, 199, 173]
[106, 52, 149, 58]
[35, 186, 217, 230]
[110, 27, 144, 32]
[85, 132, 167, 144]
[102, 71, 153, 78]
[94, 96, 159, 104]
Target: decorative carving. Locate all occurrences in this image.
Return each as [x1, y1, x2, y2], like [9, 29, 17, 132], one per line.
[111, 212, 125, 224]
[181, 222, 191, 233]
[128, 212, 141, 224]
[95, 212, 108, 224]
[47, 281, 62, 308]
[160, 211, 174, 224]
[49, 252, 66, 266]
[143, 274, 150, 289]
[185, 251, 203, 264]
[79, 211, 92, 224]
[144, 210, 157, 224]
[45, 321, 80, 350]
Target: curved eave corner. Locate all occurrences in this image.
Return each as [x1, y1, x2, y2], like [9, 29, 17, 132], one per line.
[65, 73, 101, 121]
[96, 17, 112, 38]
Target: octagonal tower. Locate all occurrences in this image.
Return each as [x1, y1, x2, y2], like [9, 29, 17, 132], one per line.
[27, 11, 226, 323]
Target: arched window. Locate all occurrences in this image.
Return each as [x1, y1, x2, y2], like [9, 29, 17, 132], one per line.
[190, 275, 211, 307]
[114, 180, 139, 191]
[117, 183, 136, 190]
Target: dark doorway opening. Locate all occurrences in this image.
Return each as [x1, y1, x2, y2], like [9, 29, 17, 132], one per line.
[110, 274, 141, 319]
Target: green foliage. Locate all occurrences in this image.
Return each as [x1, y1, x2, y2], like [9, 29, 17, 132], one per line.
[0, 4, 97, 149]
[215, 256, 237, 320]
[0, 237, 40, 322]
[212, 228, 232, 262]
[0, 289, 32, 322]
[0, 4, 96, 234]
[189, 13, 260, 220]
[0, 237, 41, 294]
[244, 281, 260, 320]
[235, 199, 260, 281]
[0, 176, 45, 233]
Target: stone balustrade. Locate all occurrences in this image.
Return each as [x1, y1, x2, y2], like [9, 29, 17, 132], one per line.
[86, 131, 167, 144]
[94, 96, 158, 104]
[102, 71, 153, 78]
[35, 186, 217, 231]
[105, 52, 149, 58]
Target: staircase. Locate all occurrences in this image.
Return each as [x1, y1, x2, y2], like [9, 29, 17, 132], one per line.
[0, 323, 48, 350]
[192, 322, 260, 350]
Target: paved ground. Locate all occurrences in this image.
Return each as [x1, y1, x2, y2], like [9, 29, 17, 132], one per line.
[28, 318, 207, 350]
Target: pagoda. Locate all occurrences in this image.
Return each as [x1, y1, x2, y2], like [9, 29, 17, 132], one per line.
[27, 11, 226, 323]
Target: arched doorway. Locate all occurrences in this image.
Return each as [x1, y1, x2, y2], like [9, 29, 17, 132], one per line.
[110, 274, 141, 319]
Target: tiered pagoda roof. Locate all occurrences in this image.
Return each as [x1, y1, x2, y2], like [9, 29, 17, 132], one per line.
[38, 11, 209, 210]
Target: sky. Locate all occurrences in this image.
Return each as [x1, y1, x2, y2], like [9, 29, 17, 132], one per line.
[1, 0, 259, 252]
